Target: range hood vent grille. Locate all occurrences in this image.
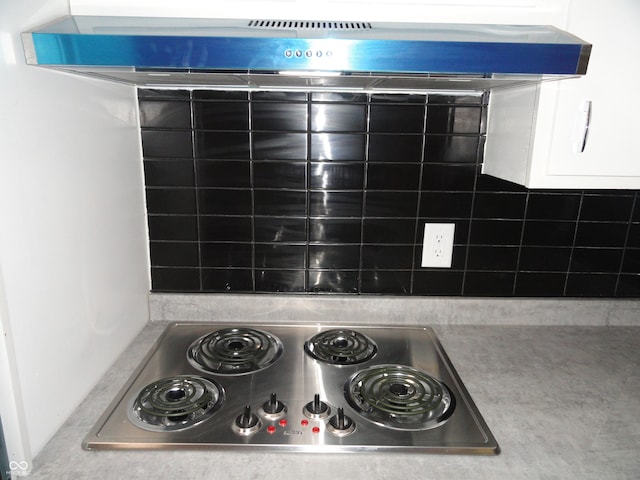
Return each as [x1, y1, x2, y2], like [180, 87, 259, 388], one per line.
[247, 20, 373, 30]
[21, 16, 591, 92]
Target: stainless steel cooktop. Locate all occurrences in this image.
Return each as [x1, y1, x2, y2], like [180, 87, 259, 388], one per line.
[83, 323, 499, 454]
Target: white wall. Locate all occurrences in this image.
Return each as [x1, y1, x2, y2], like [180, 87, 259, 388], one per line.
[0, 0, 150, 473]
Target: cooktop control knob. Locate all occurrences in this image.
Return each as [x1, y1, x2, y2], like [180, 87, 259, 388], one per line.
[259, 393, 287, 420]
[232, 406, 262, 435]
[303, 393, 331, 420]
[327, 408, 356, 436]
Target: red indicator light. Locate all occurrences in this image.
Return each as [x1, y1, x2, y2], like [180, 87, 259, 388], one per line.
[312, 426, 320, 434]
[279, 419, 288, 427]
[267, 425, 276, 434]
[301, 419, 309, 427]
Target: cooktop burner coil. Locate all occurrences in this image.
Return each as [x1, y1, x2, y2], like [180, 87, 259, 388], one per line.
[304, 329, 378, 365]
[128, 375, 224, 432]
[187, 327, 283, 375]
[345, 365, 455, 431]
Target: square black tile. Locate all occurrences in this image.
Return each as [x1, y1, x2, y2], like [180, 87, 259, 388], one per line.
[310, 192, 363, 217]
[514, 272, 566, 296]
[148, 215, 198, 241]
[253, 133, 307, 161]
[575, 222, 628, 248]
[255, 190, 307, 216]
[617, 273, 640, 297]
[363, 218, 416, 244]
[144, 159, 195, 187]
[365, 192, 418, 218]
[142, 130, 193, 158]
[426, 106, 482, 134]
[362, 245, 414, 269]
[255, 244, 305, 269]
[580, 195, 634, 222]
[196, 160, 251, 188]
[412, 271, 464, 295]
[255, 270, 305, 292]
[565, 273, 618, 297]
[621, 248, 640, 273]
[309, 245, 361, 269]
[202, 268, 253, 292]
[200, 243, 253, 268]
[254, 91, 308, 102]
[254, 162, 306, 189]
[361, 271, 412, 294]
[526, 193, 581, 221]
[252, 103, 307, 131]
[255, 217, 307, 243]
[199, 216, 252, 242]
[151, 267, 200, 291]
[195, 131, 250, 159]
[368, 134, 423, 163]
[146, 188, 196, 214]
[193, 91, 248, 101]
[139, 100, 191, 128]
[198, 189, 252, 215]
[627, 223, 640, 248]
[463, 272, 515, 296]
[311, 134, 366, 161]
[633, 197, 640, 222]
[139, 89, 190, 100]
[419, 192, 473, 218]
[311, 104, 367, 132]
[371, 94, 426, 104]
[421, 164, 476, 191]
[369, 104, 425, 134]
[424, 135, 480, 164]
[150, 241, 199, 267]
[466, 245, 519, 271]
[310, 218, 362, 243]
[310, 163, 365, 190]
[367, 164, 421, 191]
[469, 219, 523, 246]
[570, 248, 623, 273]
[518, 246, 571, 272]
[194, 101, 249, 130]
[308, 270, 359, 293]
[312, 92, 367, 103]
[472, 192, 527, 219]
[428, 94, 484, 106]
[521, 221, 576, 247]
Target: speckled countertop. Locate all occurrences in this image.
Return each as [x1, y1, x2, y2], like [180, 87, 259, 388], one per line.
[29, 310, 640, 479]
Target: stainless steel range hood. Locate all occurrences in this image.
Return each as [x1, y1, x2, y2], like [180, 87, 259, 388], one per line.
[21, 16, 591, 92]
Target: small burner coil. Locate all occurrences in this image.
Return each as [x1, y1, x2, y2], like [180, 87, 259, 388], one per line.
[304, 329, 377, 365]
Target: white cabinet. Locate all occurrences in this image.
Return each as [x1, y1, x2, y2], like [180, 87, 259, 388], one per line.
[484, 0, 640, 189]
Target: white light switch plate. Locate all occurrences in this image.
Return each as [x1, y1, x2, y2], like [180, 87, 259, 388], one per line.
[421, 223, 455, 268]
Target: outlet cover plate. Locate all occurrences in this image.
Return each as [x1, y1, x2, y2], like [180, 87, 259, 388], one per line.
[421, 223, 455, 268]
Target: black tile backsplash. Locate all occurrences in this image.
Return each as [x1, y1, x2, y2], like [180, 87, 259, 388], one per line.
[139, 89, 640, 297]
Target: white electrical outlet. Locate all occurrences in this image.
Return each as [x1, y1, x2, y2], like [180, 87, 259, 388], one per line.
[421, 223, 455, 268]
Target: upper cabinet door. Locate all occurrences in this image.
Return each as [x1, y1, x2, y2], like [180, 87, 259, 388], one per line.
[527, 0, 640, 188]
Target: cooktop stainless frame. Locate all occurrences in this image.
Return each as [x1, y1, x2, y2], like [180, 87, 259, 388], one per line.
[83, 323, 499, 454]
